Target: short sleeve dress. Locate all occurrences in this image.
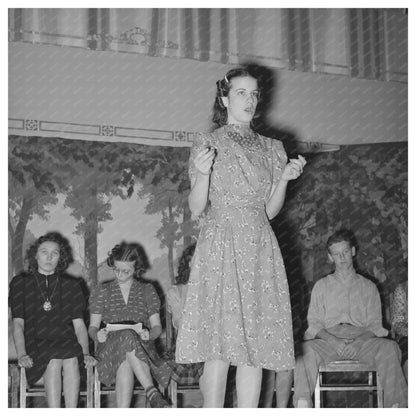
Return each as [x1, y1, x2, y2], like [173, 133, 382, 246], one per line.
[90, 279, 172, 388]
[9, 271, 86, 385]
[176, 124, 295, 372]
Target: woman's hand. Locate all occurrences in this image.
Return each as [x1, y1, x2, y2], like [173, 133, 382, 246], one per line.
[139, 328, 150, 341]
[18, 354, 33, 368]
[97, 328, 108, 343]
[194, 147, 216, 176]
[83, 354, 97, 368]
[281, 155, 307, 181]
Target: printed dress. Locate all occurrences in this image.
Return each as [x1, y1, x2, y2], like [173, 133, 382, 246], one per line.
[90, 279, 172, 388]
[176, 124, 295, 372]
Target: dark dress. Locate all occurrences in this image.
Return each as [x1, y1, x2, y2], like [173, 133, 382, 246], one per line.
[90, 279, 172, 388]
[9, 271, 86, 385]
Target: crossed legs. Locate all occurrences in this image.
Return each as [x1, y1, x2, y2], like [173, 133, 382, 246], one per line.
[113, 350, 155, 407]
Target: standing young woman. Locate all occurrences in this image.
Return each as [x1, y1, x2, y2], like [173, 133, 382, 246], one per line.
[9, 232, 95, 407]
[175, 66, 306, 407]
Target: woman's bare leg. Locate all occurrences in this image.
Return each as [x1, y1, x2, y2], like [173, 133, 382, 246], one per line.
[275, 370, 293, 408]
[115, 360, 134, 407]
[44, 359, 63, 408]
[125, 351, 153, 389]
[62, 357, 80, 407]
[200, 360, 230, 408]
[236, 365, 262, 408]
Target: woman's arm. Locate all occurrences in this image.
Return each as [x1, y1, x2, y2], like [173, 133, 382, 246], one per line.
[88, 313, 104, 342]
[166, 287, 182, 330]
[188, 148, 216, 217]
[73, 318, 90, 355]
[73, 318, 96, 367]
[266, 155, 306, 220]
[12, 318, 33, 368]
[265, 180, 289, 220]
[147, 313, 162, 341]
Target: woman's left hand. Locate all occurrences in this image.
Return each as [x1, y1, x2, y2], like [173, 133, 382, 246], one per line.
[281, 155, 307, 181]
[83, 354, 97, 368]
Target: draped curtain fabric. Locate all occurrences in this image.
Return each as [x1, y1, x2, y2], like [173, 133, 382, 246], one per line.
[8, 8, 407, 82]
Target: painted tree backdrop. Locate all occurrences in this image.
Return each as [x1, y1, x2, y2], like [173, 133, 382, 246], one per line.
[9, 135, 407, 344]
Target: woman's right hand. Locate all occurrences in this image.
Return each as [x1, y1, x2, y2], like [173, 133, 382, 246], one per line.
[97, 328, 108, 343]
[18, 354, 33, 368]
[194, 147, 216, 176]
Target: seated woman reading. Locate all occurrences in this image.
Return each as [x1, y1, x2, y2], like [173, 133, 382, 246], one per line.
[88, 242, 172, 408]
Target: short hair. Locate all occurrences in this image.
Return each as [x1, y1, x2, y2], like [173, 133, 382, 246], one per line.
[212, 66, 261, 127]
[26, 232, 73, 273]
[326, 229, 357, 252]
[175, 243, 196, 285]
[107, 242, 150, 279]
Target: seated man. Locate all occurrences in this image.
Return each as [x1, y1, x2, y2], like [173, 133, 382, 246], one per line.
[293, 229, 407, 408]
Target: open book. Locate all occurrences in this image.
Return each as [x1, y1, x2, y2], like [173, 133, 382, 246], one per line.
[106, 322, 143, 335]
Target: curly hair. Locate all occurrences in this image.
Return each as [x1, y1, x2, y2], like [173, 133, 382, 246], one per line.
[26, 232, 74, 273]
[326, 228, 357, 252]
[175, 243, 196, 285]
[106, 242, 150, 279]
[212, 66, 261, 128]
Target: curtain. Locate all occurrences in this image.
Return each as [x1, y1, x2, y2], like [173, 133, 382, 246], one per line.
[9, 8, 407, 82]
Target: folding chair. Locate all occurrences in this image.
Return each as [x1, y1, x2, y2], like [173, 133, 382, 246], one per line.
[314, 360, 383, 408]
[19, 365, 94, 408]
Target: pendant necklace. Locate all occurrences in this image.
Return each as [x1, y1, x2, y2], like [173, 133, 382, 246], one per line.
[35, 273, 58, 312]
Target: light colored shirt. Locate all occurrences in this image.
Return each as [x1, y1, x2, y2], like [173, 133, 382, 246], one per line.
[305, 272, 388, 340]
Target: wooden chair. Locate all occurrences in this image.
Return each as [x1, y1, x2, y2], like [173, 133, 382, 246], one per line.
[314, 360, 383, 408]
[166, 308, 202, 408]
[19, 365, 94, 408]
[8, 362, 19, 408]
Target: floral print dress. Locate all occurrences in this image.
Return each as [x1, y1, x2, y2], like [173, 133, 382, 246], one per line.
[176, 124, 295, 372]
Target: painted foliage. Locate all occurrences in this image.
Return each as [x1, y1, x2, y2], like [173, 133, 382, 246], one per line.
[8, 135, 198, 295]
[9, 135, 407, 341]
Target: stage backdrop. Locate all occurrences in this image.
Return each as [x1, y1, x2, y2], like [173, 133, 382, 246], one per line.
[9, 134, 407, 351]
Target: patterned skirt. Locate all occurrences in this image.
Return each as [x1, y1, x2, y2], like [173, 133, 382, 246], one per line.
[168, 356, 204, 384]
[95, 329, 173, 388]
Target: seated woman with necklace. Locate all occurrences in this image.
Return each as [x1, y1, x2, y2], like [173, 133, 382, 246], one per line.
[88, 242, 172, 408]
[9, 232, 95, 407]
